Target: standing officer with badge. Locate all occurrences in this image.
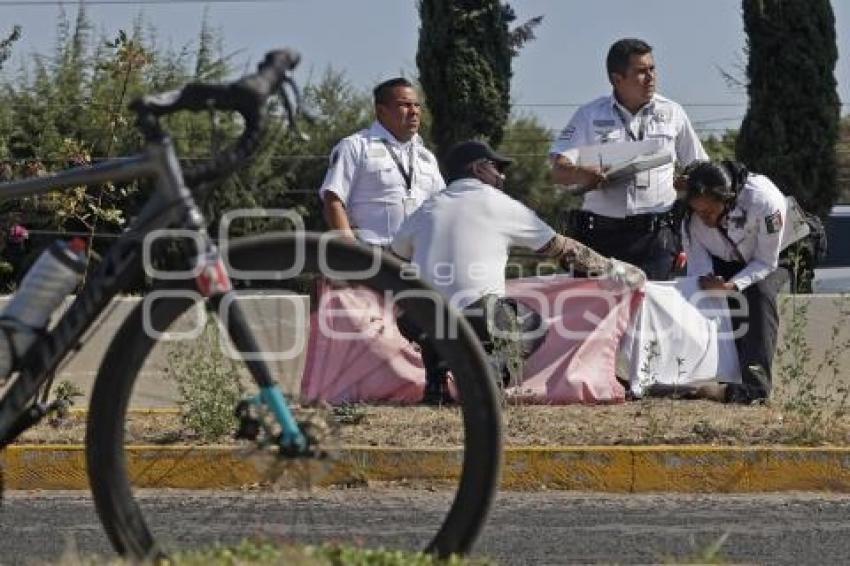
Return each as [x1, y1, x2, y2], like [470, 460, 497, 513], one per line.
[549, 38, 708, 280]
[319, 77, 445, 245]
[318, 77, 445, 404]
[682, 160, 791, 404]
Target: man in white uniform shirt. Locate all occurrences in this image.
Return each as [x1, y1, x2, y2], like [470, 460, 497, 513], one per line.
[682, 160, 790, 404]
[549, 38, 708, 280]
[393, 140, 645, 404]
[319, 77, 444, 245]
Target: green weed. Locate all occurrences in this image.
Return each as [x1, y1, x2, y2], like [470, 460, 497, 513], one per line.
[776, 293, 850, 443]
[165, 321, 247, 442]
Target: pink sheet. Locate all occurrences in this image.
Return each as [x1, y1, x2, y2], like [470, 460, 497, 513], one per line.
[301, 276, 643, 405]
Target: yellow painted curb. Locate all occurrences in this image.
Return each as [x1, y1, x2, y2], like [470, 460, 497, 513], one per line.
[2, 445, 463, 490]
[501, 446, 850, 492]
[5, 445, 850, 492]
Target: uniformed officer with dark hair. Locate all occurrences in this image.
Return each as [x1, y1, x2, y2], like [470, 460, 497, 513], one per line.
[317, 78, 445, 403]
[682, 160, 794, 404]
[319, 77, 444, 245]
[549, 38, 708, 280]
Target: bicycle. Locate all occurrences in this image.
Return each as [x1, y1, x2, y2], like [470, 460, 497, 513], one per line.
[0, 49, 502, 560]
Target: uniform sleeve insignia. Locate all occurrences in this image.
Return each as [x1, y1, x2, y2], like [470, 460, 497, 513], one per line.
[558, 125, 576, 141]
[764, 211, 783, 234]
[330, 149, 339, 166]
[418, 149, 432, 162]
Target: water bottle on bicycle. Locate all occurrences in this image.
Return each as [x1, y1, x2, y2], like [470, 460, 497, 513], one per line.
[0, 238, 87, 380]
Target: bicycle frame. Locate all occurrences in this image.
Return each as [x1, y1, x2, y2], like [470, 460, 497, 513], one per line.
[0, 137, 306, 451]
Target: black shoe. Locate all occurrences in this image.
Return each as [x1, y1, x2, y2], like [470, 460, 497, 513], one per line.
[744, 365, 771, 404]
[723, 383, 768, 405]
[421, 377, 454, 406]
[723, 385, 748, 404]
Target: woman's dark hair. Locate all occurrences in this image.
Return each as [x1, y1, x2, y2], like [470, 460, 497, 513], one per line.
[683, 160, 748, 204]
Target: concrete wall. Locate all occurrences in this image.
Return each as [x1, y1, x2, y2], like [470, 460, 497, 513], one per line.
[774, 294, 850, 401]
[0, 294, 310, 408]
[2, 293, 848, 408]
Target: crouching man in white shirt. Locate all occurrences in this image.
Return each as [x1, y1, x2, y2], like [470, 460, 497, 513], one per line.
[392, 140, 645, 404]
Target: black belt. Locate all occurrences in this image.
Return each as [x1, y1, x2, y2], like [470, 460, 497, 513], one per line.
[572, 210, 674, 232]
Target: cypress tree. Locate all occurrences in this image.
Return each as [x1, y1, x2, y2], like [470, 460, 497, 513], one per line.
[417, 0, 539, 159]
[0, 26, 21, 72]
[737, 0, 840, 219]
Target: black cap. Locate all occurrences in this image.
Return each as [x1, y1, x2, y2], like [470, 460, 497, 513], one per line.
[444, 140, 513, 182]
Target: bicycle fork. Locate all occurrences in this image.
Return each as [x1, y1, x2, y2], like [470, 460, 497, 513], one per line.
[197, 252, 308, 456]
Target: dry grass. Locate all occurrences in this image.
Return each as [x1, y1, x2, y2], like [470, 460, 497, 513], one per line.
[15, 398, 850, 447]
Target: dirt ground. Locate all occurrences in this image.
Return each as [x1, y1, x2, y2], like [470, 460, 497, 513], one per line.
[15, 396, 850, 447]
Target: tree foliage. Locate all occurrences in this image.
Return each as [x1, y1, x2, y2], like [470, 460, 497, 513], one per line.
[0, 4, 565, 291]
[0, 8, 221, 286]
[737, 0, 840, 218]
[416, 0, 540, 158]
[0, 25, 21, 71]
[838, 115, 850, 203]
[499, 115, 579, 228]
[0, 6, 371, 288]
[703, 131, 738, 162]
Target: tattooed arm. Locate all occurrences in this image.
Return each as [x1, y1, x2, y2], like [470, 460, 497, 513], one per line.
[536, 235, 646, 289]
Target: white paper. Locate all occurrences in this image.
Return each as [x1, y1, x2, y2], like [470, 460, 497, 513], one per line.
[557, 140, 673, 194]
[561, 139, 663, 168]
[605, 151, 674, 182]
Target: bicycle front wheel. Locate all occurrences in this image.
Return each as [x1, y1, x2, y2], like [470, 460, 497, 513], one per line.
[86, 233, 502, 560]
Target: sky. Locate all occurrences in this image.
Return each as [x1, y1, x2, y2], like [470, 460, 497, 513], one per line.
[1, 0, 848, 137]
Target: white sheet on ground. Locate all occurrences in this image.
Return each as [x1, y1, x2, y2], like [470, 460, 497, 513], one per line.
[619, 276, 741, 396]
[301, 275, 741, 404]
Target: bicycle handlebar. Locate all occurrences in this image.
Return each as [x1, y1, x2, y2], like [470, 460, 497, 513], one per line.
[129, 49, 302, 186]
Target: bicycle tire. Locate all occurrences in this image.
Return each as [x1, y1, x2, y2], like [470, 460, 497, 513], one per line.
[86, 232, 502, 560]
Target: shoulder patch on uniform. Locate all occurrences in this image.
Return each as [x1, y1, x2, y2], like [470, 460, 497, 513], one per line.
[653, 109, 670, 123]
[592, 119, 615, 127]
[330, 149, 339, 166]
[558, 125, 576, 141]
[417, 148, 432, 162]
[764, 211, 783, 234]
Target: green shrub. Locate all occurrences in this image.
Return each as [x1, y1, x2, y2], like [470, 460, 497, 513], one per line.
[776, 293, 850, 443]
[165, 321, 247, 442]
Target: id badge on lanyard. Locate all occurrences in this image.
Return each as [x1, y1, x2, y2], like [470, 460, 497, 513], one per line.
[381, 139, 417, 217]
[402, 195, 417, 217]
[614, 105, 650, 190]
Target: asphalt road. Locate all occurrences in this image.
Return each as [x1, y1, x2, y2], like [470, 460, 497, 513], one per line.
[3, 490, 850, 564]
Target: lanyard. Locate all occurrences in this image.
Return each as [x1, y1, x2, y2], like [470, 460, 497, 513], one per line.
[718, 220, 746, 263]
[381, 139, 414, 193]
[613, 105, 647, 142]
